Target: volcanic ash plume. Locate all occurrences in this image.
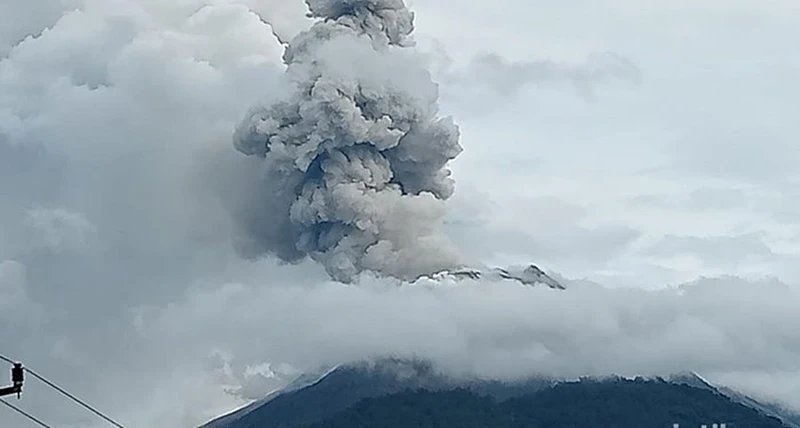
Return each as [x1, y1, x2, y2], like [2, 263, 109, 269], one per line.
[233, 0, 464, 283]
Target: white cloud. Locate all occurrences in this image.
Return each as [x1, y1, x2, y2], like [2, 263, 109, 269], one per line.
[444, 189, 642, 271]
[0, 261, 31, 313]
[0, 260, 46, 328]
[0, 0, 290, 425]
[645, 233, 774, 265]
[24, 207, 99, 254]
[128, 274, 800, 421]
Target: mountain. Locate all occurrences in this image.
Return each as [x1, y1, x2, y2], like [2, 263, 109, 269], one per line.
[413, 264, 565, 289]
[307, 379, 790, 428]
[716, 385, 800, 428]
[201, 358, 553, 428]
[199, 265, 796, 428]
[667, 372, 800, 428]
[201, 263, 563, 427]
[202, 368, 340, 428]
[200, 358, 796, 428]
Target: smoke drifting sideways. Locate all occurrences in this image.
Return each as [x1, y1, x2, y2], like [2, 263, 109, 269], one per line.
[232, 0, 464, 284]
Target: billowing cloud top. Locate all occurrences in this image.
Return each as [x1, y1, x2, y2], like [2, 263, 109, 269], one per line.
[305, 0, 414, 45]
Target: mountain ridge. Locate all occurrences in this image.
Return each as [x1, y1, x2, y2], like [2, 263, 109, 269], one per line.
[413, 264, 565, 289]
[200, 358, 798, 428]
[200, 358, 554, 428]
[305, 378, 790, 428]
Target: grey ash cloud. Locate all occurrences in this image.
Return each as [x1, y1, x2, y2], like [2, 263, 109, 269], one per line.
[232, 0, 464, 283]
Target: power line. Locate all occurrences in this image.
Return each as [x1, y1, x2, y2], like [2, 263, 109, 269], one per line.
[25, 367, 125, 428]
[1, 354, 126, 428]
[0, 398, 53, 428]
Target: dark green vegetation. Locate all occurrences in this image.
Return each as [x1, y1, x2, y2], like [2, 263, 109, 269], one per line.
[308, 378, 789, 428]
[204, 359, 798, 428]
[210, 359, 550, 428]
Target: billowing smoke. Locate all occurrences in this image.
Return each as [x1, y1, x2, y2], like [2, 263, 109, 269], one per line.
[233, 0, 464, 283]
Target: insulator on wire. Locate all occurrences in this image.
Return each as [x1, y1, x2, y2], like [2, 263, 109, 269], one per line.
[12, 363, 23, 386]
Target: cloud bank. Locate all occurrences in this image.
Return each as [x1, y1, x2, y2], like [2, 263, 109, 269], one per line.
[136, 274, 800, 422]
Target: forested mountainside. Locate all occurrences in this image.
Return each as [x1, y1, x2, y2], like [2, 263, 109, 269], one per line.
[307, 378, 789, 428]
[207, 359, 794, 428]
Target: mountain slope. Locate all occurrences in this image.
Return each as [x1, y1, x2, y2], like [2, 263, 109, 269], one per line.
[414, 264, 565, 289]
[667, 372, 800, 428]
[716, 385, 800, 428]
[203, 368, 339, 428]
[203, 359, 799, 428]
[308, 379, 790, 428]
[201, 358, 553, 428]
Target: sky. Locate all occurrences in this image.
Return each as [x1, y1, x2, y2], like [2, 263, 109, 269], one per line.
[0, 0, 799, 426]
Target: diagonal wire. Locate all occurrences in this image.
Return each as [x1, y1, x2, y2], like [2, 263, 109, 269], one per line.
[23, 368, 125, 428]
[0, 354, 125, 428]
[0, 397, 53, 428]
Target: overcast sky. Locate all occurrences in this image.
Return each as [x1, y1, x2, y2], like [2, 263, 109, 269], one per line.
[1, 0, 799, 427]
